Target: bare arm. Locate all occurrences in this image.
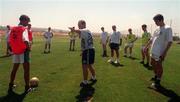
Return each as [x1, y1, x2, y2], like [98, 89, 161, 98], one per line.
[160, 42, 172, 61]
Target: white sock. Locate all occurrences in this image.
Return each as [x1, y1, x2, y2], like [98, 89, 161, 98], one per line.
[116, 58, 119, 62]
[91, 76, 96, 80]
[83, 80, 88, 84]
[111, 57, 114, 61]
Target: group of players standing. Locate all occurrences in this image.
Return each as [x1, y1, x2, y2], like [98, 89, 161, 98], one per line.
[68, 14, 173, 89]
[2, 13, 173, 94]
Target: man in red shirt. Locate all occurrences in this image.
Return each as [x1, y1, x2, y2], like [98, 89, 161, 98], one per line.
[8, 15, 31, 93]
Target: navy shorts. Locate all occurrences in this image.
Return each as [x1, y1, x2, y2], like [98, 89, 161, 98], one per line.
[110, 43, 119, 50]
[82, 49, 95, 64]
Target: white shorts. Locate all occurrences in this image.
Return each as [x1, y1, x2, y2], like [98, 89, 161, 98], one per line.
[70, 38, 76, 41]
[151, 53, 160, 61]
[45, 39, 51, 44]
[125, 43, 134, 48]
[101, 39, 107, 45]
[13, 54, 24, 63]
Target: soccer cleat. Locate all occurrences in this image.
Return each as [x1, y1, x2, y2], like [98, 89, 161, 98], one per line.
[123, 55, 127, 57]
[150, 76, 157, 81]
[140, 61, 144, 64]
[89, 78, 97, 83]
[107, 59, 113, 63]
[144, 63, 149, 67]
[150, 82, 162, 90]
[24, 85, 32, 93]
[80, 82, 89, 88]
[114, 60, 120, 64]
[8, 83, 16, 92]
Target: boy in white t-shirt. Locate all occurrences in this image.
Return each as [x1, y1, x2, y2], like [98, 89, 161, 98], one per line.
[107, 25, 122, 64]
[100, 27, 109, 57]
[43, 27, 53, 53]
[69, 20, 97, 87]
[144, 14, 173, 88]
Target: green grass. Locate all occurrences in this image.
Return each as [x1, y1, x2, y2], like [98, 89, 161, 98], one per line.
[0, 36, 180, 102]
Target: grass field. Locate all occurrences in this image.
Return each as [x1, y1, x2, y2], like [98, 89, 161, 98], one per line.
[0, 36, 180, 102]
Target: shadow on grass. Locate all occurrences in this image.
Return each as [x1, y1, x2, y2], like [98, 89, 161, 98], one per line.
[110, 62, 124, 67]
[143, 65, 153, 70]
[0, 90, 27, 102]
[148, 85, 180, 102]
[76, 85, 95, 102]
[0, 55, 11, 58]
[123, 56, 139, 60]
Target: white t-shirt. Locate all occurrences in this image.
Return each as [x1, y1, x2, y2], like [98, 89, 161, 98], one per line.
[44, 31, 53, 40]
[109, 31, 121, 44]
[101, 32, 108, 44]
[80, 29, 94, 51]
[151, 25, 173, 56]
[22, 29, 29, 42]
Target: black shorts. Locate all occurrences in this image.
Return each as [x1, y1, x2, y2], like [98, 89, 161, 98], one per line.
[110, 43, 119, 50]
[24, 50, 30, 63]
[82, 49, 95, 64]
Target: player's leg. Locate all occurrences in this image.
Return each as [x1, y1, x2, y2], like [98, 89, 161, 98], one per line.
[102, 44, 106, 57]
[151, 58, 157, 81]
[115, 47, 120, 63]
[69, 40, 72, 51]
[140, 46, 145, 64]
[87, 49, 96, 82]
[80, 64, 89, 87]
[80, 50, 89, 87]
[145, 48, 150, 66]
[124, 44, 128, 57]
[44, 41, 48, 53]
[23, 50, 30, 92]
[108, 49, 114, 62]
[104, 44, 108, 57]
[9, 63, 19, 86]
[72, 40, 75, 51]
[108, 43, 114, 62]
[150, 57, 163, 88]
[6, 43, 9, 55]
[154, 61, 163, 85]
[48, 43, 51, 53]
[9, 55, 20, 91]
[129, 47, 133, 57]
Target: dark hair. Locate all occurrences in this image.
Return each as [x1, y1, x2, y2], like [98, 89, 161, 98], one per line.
[7, 25, 10, 28]
[81, 20, 86, 25]
[19, 15, 30, 22]
[101, 27, 104, 29]
[153, 14, 164, 21]
[128, 28, 132, 31]
[112, 25, 116, 28]
[142, 24, 147, 28]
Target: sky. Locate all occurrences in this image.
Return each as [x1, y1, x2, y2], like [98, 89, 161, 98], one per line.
[0, 0, 180, 35]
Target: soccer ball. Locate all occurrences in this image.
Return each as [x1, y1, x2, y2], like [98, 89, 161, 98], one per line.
[30, 77, 39, 87]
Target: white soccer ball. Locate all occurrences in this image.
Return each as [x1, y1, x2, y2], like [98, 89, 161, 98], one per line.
[30, 77, 39, 87]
